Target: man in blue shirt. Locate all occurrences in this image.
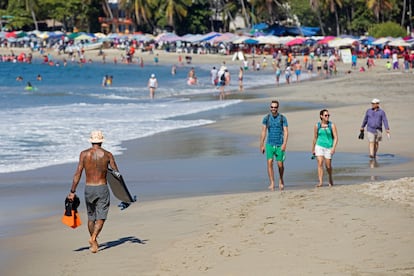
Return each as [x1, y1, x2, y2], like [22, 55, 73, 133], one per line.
[260, 100, 289, 191]
[360, 98, 390, 159]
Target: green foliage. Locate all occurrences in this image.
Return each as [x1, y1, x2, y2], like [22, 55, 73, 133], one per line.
[290, 0, 320, 27]
[177, 2, 212, 35]
[368, 21, 407, 37]
[347, 0, 375, 35]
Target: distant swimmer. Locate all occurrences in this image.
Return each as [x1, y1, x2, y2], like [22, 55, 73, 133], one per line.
[187, 67, 197, 85]
[148, 73, 158, 99]
[37, 74, 42, 81]
[16, 76, 23, 81]
[102, 75, 113, 87]
[25, 81, 34, 91]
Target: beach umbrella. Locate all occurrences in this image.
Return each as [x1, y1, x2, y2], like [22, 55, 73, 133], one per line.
[359, 36, 375, 45]
[74, 34, 94, 41]
[256, 35, 275, 44]
[181, 34, 202, 43]
[35, 32, 49, 40]
[131, 34, 151, 42]
[371, 37, 392, 46]
[94, 32, 107, 39]
[5, 31, 17, 38]
[304, 38, 316, 46]
[328, 37, 357, 48]
[244, 38, 259, 45]
[278, 36, 296, 45]
[317, 36, 336, 44]
[285, 37, 306, 46]
[251, 31, 265, 37]
[198, 32, 221, 42]
[210, 33, 237, 43]
[232, 36, 251, 44]
[156, 32, 181, 42]
[388, 38, 411, 47]
[252, 23, 269, 30]
[16, 31, 27, 38]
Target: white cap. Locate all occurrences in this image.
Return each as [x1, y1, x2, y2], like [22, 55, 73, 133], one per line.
[151, 74, 155, 78]
[371, 98, 380, 104]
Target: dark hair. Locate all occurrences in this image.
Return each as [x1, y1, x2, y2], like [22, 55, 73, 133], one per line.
[319, 109, 328, 119]
[271, 100, 279, 106]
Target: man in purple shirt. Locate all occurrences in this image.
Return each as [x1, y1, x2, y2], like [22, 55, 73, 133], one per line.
[360, 98, 390, 159]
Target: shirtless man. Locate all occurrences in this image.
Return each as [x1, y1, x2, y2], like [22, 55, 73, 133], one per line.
[68, 130, 119, 253]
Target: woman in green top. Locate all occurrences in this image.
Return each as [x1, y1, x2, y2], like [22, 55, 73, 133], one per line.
[312, 109, 338, 187]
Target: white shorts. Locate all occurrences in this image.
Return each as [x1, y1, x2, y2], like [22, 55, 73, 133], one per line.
[315, 145, 332, 159]
[367, 130, 382, 143]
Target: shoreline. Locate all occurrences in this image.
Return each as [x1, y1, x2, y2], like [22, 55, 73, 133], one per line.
[1, 47, 414, 275]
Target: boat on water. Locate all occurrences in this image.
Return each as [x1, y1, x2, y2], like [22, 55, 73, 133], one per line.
[64, 41, 103, 53]
[81, 41, 103, 51]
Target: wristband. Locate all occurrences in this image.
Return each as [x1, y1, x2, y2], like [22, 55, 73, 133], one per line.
[70, 190, 76, 193]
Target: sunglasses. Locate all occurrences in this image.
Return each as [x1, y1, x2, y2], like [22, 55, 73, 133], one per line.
[270, 106, 278, 109]
[324, 114, 330, 117]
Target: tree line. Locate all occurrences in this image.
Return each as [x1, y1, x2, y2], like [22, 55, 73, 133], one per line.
[0, 0, 412, 36]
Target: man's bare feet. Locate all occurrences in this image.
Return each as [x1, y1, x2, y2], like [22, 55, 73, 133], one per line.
[316, 183, 323, 187]
[279, 183, 284, 191]
[268, 185, 275, 191]
[329, 183, 334, 187]
[89, 239, 99, 253]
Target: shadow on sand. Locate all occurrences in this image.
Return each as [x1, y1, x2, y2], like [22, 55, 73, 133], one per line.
[74, 236, 146, 252]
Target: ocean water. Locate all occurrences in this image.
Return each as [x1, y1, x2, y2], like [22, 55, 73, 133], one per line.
[0, 58, 303, 174]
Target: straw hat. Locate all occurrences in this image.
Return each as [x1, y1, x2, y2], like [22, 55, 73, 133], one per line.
[89, 130, 104, 143]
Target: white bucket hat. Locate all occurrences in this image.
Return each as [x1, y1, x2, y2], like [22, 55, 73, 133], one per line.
[89, 130, 104, 143]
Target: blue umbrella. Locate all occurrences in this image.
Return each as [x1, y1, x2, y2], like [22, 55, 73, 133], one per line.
[244, 38, 259, 44]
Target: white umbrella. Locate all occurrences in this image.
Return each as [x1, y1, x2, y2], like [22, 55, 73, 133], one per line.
[388, 38, 411, 47]
[372, 37, 392, 46]
[74, 34, 93, 41]
[328, 37, 357, 48]
[232, 36, 251, 44]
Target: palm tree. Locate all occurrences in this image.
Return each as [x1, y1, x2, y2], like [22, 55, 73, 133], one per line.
[132, 0, 155, 31]
[101, 0, 115, 32]
[239, 0, 250, 28]
[310, 0, 343, 35]
[328, 0, 343, 36]
[25, 0, 38, 30]
[366, 0, 394, 23]
[309, 0, 326, 35]
[400, 0, 406, 27]
[160, 0, 192, 30]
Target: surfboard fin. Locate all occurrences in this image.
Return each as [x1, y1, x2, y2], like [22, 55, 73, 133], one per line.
[118, 202, 130, 210]
[117, 196, 137, 210]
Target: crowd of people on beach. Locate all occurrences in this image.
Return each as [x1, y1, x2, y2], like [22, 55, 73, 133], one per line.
[6, 40, 412, 93]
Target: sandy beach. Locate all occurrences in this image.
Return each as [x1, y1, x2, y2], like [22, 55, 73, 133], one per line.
[1, 47, 414, 275]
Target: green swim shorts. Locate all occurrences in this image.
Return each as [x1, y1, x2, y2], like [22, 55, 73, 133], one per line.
[266, 144, 286, 161]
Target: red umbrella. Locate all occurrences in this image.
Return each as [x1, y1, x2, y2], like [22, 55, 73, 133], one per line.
[285, 37, 306, 46]
[317, 36, 336, 45]
[5, 31, 17, 38]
